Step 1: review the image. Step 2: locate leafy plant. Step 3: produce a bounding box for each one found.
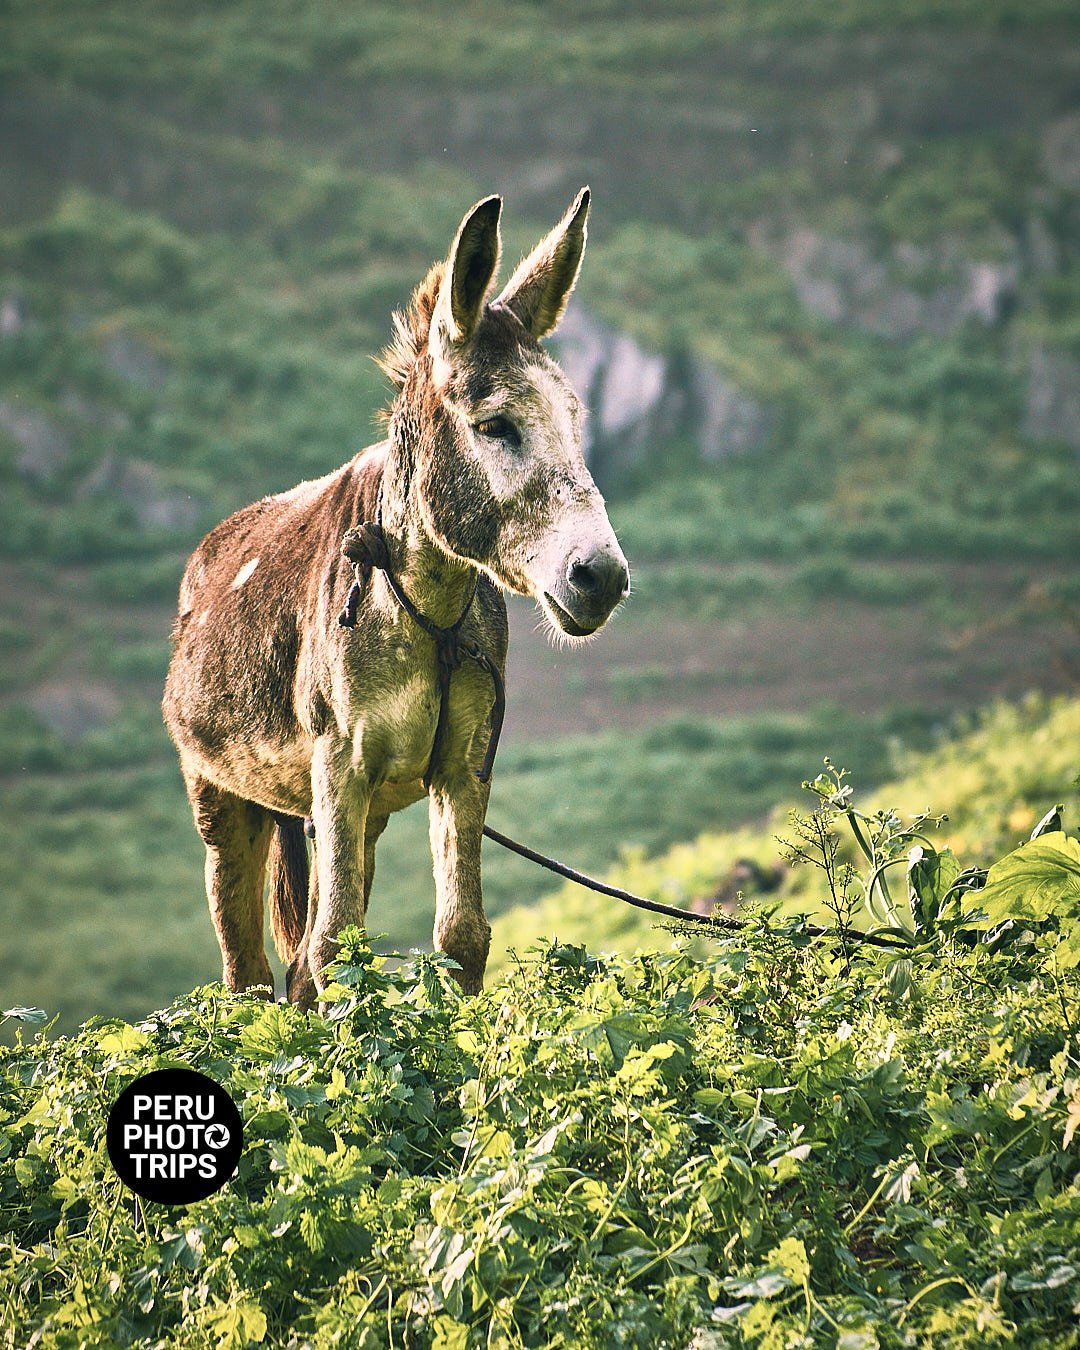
[787,761,1080,981]
[798,758,956,941]
[3,914,1080,1348]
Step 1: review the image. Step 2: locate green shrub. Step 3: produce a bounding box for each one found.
[2,922,1078,1348]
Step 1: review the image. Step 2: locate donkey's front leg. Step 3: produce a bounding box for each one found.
[429,774,491,994]
[307,734,372,998]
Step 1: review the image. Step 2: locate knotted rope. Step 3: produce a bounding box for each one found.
[338,522,506,790]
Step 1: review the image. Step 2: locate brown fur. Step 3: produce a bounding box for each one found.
[375,263,445,399]
[163,191,627,1005]
[267,817,308,959]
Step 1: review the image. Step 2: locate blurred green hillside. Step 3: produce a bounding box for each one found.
[1,0,1078,1027]
[489,693,1080,970]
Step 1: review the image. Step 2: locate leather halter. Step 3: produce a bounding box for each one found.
[337,522,505,791]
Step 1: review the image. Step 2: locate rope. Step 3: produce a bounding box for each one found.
[480,824,911,950]
[338,522,506,789]
[332,522,907,952]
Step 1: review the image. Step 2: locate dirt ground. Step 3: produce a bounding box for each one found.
[501,562,1079,741]
[2,558,1075,750]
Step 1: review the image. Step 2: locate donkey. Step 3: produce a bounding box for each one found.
[163,189,629,1007]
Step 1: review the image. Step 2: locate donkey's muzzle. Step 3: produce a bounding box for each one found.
[547,546,629,635]
[568,548,628,610]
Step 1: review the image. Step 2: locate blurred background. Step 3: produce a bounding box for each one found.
[1,0,1079,1032]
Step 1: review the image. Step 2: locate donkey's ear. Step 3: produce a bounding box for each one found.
[434,195,503,348]
[496,187,590,339]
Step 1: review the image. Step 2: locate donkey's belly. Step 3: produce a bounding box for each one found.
[180,733,316,819]
[350,664,491,797]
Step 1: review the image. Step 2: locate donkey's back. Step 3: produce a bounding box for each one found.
[165,452,385,817]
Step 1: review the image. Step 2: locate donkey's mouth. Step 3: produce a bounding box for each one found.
[543,592,601,638]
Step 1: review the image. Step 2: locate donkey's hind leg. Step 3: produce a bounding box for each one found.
[188,776,275,995]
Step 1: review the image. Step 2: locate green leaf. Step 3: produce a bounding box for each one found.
[205,1300,267,1350]
[97,1024,149,1055]
[769,1236,810,1285]
[907,847,962,930]
[14,1156,37,1186]
[239,1303,268,1345]
[431,1317,469,1350]
[977,832,1080,929]
[1030,805,1064,840]
[884,956,914,1000]
[837,1330,880,1350]
[722,1270,791,1299]
[246,1109,291,1136]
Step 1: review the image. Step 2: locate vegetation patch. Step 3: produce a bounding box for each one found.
[5,698,1080,1345]
[489,695,1080,969]
[3,905,1079,1347]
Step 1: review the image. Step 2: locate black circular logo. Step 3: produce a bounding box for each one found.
[106,1068,243,1205]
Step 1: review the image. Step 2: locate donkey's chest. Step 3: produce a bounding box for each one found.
[354,670,439,782]
[347,653,492,787]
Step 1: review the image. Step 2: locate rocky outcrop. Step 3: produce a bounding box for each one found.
[1042,111,1080,191]
[0,398,72,484]
[555,306,774,490]
[78,452,201,532]
[1,298,192,526]
[690,360,776,463]
[101,328,170,390]
[0,292,27,337]
[1024,345,1080,454]
[28,680,121,744]
[751,225,1020,341]
[3,400,197,532]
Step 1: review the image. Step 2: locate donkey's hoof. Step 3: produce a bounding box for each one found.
[286,963,318,1011]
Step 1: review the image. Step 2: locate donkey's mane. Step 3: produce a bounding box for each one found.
[376,262,446,403]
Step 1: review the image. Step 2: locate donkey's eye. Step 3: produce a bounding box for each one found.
[474,415,521,448]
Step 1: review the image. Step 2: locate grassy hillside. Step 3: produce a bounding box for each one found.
[7,0,1080,93]
[0,697,935,1035]
[4,0,1079,610]
[4,692,1077,1036]
[489,694,1080,968]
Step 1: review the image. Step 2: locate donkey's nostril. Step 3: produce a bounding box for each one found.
[567,551,630,609]
[568,557,603,597]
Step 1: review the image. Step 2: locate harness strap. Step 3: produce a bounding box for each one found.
[337,522,505,790]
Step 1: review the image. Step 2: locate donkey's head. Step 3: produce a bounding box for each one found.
[384,190,629,639]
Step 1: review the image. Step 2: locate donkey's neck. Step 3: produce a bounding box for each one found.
[377,445,478,630]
